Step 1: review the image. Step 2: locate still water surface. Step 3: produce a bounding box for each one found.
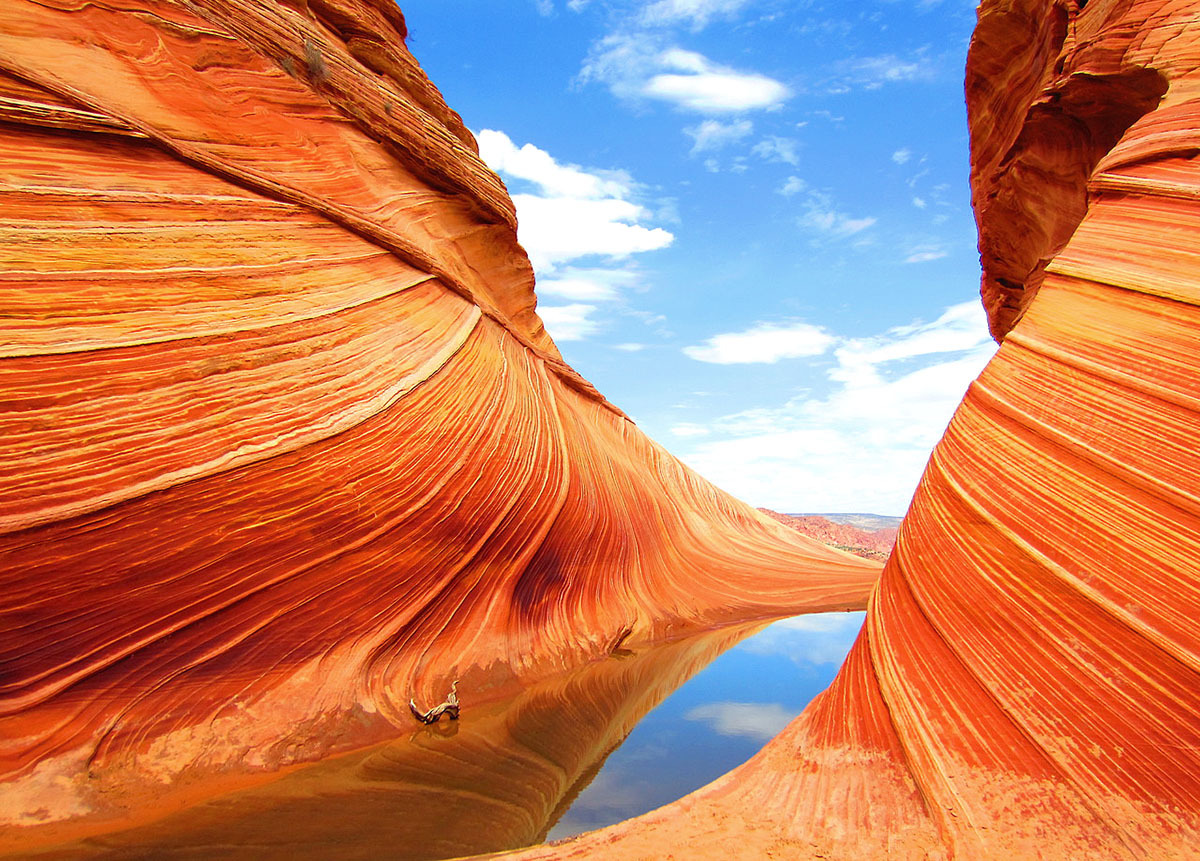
[548,611,866,840]
[53,612,865,859]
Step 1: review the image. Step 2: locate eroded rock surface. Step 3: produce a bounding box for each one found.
[0,1,877,852]
[504,1,1200,857]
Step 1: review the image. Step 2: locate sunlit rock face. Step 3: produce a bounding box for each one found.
[507,1,1200,858]
[0,1,878,851]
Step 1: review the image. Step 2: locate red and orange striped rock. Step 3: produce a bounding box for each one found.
[0,1,878,852]
[507,1,1200,858]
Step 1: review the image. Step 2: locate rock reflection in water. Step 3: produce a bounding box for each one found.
[548,611,865,840]
[25,620,780,860]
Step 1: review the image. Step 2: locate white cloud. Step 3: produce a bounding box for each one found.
[683,321,835,364]
[684,702,797,742]
[671,422,711,437]
[824,52,936,94]
[534,0,554,16]
[512,194,674,272]
[739,612,866,666]
[892,148,912,165]
[903,243,948,263]
[538,267,640,302]
[639,0,751,30]
[846,54,933,87]
[477,129,630,200]
[614,342,646,352]
[751,135,800,165]
[580,35,790,114]
[477,130,674,274]
[685,118,753,153]
[538,303,602,341]
[912,196,927,209]
[670,301,998,513]
[778,175,807,196]
[799,192,876,238]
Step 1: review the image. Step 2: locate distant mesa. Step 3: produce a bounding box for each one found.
[758,509,898,561]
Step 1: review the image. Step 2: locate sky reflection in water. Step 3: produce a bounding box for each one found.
[548,610,866,841]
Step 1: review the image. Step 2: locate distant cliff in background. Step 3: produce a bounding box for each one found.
[758,509,898,561]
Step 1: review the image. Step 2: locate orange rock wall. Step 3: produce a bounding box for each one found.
[0,0,877,850]
[508,0,1200,857]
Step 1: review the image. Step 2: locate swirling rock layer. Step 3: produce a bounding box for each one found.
[0,1,878,851]
[508,1,1200,858]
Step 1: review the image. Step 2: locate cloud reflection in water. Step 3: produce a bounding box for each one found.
[549,610,866,840]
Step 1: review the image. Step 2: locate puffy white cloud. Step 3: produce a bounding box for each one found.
[672,301,997,513]
[683,321,835,364]
[580,35,790,114]
[477,130,674,274]
[684,702,797,742]
[685,118,753,153]
[477,129,630,201]
[639,0,751,30]
[645,50,791,112]
[512,194,673,272]
[538,303,602,341]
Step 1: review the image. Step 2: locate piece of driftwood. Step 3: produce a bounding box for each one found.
[409,681,460,724]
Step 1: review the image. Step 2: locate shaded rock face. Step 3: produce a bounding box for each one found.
[503,1,1200,858]
[0,1,879,852]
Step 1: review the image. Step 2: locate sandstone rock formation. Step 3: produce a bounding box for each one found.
[500,1,1200,857]
[4,621,768,860]
[3,0,1199,858]
[0,1,878,852]
[758,509,898,561]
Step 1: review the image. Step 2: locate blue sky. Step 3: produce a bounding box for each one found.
[400,0,996,516]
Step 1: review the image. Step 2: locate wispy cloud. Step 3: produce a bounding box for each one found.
[683,321,835,364]
[798,190,876,238]
[686,118,753,153]
[684,702,797,742]
[638,0,751,31]
[903,243,947,263]
[822,51,937,94]
[752,135,800,165]
[778,175,807,196]
[672,302,997,513]
[537,303,602,341]
[892,147,912,165]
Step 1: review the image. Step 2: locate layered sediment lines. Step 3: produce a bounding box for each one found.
[510,1,1200,857]
[0,1,878,850]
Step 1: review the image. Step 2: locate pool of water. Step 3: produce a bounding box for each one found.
[547,610,866,840]
[47,611,865,860]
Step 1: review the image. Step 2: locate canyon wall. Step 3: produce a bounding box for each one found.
[0,1,877,851]
[509,1,1200,857]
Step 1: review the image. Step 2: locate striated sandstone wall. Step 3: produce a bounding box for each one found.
[507,1,1200,858]
[0,1,878,851]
